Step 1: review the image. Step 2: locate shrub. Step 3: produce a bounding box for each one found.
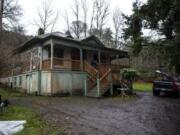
[121,68,139,80]
[120,68,140,94]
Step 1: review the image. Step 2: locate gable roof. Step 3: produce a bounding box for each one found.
[81,35,105,48]
[13,32,79,54]
[38,31,73,39]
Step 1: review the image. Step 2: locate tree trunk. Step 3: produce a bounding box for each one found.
[0,0,4,44]
[174,0,180,74]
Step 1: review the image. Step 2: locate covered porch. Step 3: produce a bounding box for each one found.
[41,42,129,72]
[39,40,129,97]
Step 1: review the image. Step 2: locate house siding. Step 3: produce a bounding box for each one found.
[0,70,87,96]
[52,71,87,95]
[41,71,52,95]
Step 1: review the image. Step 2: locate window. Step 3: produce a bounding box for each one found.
[8,78,10,84]
[19,76,22,86]
[54,48,64,58]
[101,54,107,63]
[83,50,87,60]
[14,77,17,86]
[71,49,80,60]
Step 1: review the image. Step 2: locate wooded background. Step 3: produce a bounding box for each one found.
[0,0,180,76]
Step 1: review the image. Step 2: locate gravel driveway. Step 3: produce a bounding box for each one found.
[14,92,180,135]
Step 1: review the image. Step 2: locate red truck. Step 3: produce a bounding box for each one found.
[153,70,180,97]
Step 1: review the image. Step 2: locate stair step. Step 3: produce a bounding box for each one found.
[86,94,100,98]
[86,89,100,97]
[86,85,111,98]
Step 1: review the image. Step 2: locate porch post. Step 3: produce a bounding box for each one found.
[80,48,83,71]
[50,40,54,95]
[38,47,42,95]
[50,40,54,70]
[84,79,87,96]
[39,47,43,70]
[97,78,100,97]
[98,50,101,64]
[110,72,113,96]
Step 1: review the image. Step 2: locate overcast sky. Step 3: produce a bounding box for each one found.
[18,0,147,36]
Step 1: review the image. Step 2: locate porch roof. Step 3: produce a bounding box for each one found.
[13,32,129,58]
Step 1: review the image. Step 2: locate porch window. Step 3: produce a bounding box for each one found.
[83,50,87,60]
[71,49,80,60]
[101,53,110,64]
[54,48,64,58]
[101,54,106,63]
[54,48,64,67]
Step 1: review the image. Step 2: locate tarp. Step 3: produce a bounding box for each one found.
[0,121,26,135]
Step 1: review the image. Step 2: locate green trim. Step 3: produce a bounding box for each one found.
[80,48,83,71]
[38,71,41,95]
[97,79,100,97]
[84,79,87,96]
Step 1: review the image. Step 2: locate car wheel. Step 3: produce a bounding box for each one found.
[153,90,160,96]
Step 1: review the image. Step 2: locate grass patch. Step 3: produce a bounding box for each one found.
[0,88,58,135]
[0,106,57,135]
[0,87,25,98]
[133,82,153,92]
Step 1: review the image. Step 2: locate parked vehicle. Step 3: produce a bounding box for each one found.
[153,70,180,97]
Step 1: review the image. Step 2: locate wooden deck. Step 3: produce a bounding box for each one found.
[42,58,128,72]
[42,58,81,71]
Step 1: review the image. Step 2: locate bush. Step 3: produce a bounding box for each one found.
[120,68,140,94]
[121,68,139,80]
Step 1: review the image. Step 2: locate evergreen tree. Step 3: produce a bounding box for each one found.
[173,0,180,73]
[102,28,113,47]
[124,0,180,74]
[123,1,143,56]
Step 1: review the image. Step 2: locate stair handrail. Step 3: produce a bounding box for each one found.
[100,68,111,81]
[98,68,112,94]
[89,72,98,81]
[83,60,98,75]
[83,60,100,91]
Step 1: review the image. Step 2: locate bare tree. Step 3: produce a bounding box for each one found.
[81,0,88,37]
[71,20,86,39]
[89,0,96,35]
[72,0,81,39]
[34,0,59,33]
[113,8,124,48]
[0,0,4,42]
[92,0,110,38]
[0,0,22,42]
[63,10,70,32]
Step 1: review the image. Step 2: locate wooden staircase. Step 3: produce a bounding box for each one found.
[83,61,112,98]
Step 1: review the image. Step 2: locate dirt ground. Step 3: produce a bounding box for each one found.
[13,92,180,135]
